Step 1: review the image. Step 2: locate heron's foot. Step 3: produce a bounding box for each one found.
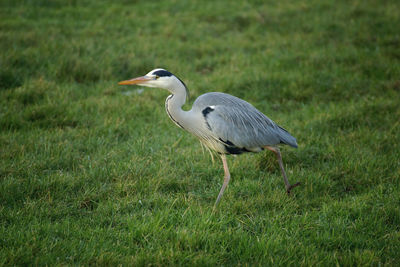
[286,182,301,194]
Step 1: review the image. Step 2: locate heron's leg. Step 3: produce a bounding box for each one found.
[214,154,231,206]
[264,146,300,194]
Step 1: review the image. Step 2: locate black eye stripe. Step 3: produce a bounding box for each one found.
[152,70,173,77]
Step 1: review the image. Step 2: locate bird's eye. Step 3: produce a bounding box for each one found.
[154,75,160,80]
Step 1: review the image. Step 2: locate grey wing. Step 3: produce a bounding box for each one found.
[194,92,298,149]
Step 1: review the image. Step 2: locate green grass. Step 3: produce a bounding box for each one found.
[1,0,400,265]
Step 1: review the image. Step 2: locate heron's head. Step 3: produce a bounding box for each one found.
[118,68,187,94]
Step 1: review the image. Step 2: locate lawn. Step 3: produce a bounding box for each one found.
[1,0,399,265]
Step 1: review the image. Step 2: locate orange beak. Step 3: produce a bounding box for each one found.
[118,76,152,85]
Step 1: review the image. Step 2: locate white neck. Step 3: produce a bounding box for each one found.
[164,82,190,129]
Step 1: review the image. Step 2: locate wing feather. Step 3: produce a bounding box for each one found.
[206,104,280,148]
[193,92,297,149]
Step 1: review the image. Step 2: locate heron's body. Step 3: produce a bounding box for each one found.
[167,91,297,155]
[119,68,300,205]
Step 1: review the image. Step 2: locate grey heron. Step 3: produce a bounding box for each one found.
[119,68,300,206]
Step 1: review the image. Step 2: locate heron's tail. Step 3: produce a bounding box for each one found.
[277,126,298,148]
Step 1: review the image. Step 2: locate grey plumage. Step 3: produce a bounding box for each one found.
[192,92,298,152]
[119,68,300,206]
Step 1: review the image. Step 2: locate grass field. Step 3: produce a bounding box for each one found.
[1,0,400,265]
